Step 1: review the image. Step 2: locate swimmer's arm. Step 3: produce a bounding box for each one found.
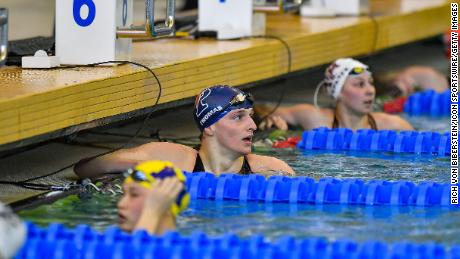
[287,104,326,130]
[255,104,318,130]
[248,154,296,176]
[73,149,145,179]
[74,142,196,179]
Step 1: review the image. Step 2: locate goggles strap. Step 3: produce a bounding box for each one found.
[313,81,326,109]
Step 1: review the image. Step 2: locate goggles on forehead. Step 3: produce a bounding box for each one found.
[123,168,151,183]
[224,92,253,110]
[124,167,178,182]
[206,92,254,123]
[349,66,368,75]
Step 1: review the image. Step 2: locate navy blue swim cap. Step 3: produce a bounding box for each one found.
[194,85,253,131]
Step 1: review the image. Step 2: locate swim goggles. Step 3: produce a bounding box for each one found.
[349,66,367,75]
[123,167,178,184]
[123,169,151,183]
[209,92,254,122]
[225,92,253,110]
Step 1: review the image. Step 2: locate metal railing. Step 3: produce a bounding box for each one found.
[117,0,175,38]
[0,8,8,66]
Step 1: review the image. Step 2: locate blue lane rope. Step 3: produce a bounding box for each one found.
[296,127,450,156]
[404,89,451,116]
[17,222,460,259]
[183,173,458,207]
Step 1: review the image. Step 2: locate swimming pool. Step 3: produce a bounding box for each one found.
[18,130,457,249]
[18,115,457,250]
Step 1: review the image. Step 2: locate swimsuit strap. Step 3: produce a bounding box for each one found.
[192,153,253,174]
[192,153,205,172]
[332,113,339,129]
[239,156,253,175]
[368,113,378,130]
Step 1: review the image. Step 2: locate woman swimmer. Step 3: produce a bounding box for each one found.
[118,160,189,235]
[74,85,295,178]
[257,58,414,131]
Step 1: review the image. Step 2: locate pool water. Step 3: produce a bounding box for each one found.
[19,191,460,246]
[180,201,460,245]
[263,149,450,183]
[404,115,450,133]
[18,115,457,246]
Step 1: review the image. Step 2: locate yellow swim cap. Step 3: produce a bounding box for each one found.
[123,160,190,217]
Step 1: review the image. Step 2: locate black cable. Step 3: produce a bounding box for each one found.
[86,131,199,142]
[4,61,162,190]
[0,180,75,191]
[54,140,116,150]
[232,35,292,123]
[86,130,157,140]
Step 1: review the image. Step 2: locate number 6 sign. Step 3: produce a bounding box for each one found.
[56,0,133,65]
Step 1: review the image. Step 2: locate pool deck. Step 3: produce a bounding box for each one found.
[0,0,450,150]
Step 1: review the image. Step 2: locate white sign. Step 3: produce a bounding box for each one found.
[56,0,133,65]
[325,0,369,16]
[199,0,254,40]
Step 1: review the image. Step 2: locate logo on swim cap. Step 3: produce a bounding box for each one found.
[193,85,253,131]
[124,160,190,217]
[195,88,213,118]
[324,58,370,99]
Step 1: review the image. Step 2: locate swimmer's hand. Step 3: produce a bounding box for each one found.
[143,178,183,213]
[134,178,184,235]
[258,115,288,131]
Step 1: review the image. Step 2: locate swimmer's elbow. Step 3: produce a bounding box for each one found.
[278,159,296,176]
[404,123,414,131]
[73,156,107,179]
[398,117,414,131]
[73,158,94,179]
[285,167,296,176]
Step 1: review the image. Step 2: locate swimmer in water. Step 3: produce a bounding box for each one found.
[117,160,189,235]
[74,85,295,179]
[257,58,414,131]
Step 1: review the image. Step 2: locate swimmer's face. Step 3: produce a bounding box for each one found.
[338,72,375,115]
[211,108,256,155]
[117,182,149,232]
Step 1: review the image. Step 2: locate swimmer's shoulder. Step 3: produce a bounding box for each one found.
[371,112,414,131]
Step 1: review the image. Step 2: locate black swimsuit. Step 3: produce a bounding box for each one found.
[192,153,254,174]
[332,112,378,130]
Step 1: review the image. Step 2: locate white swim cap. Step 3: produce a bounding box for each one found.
[324,58,370,99]
[0,202,26,259]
